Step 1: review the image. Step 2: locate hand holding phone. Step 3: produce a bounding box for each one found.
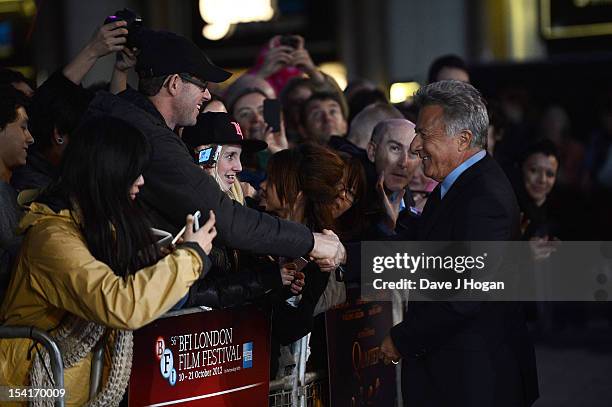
[280,257,309,295]
[183,210,216,255]
[290,271,305,295]
[171,210,202,245]
[193,210,202,231]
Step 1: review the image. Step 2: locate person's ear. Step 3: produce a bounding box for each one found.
[166,74,181,96]
[367,141,377,163]
[457,129,473,151]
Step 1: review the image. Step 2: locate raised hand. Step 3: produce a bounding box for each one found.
[264,124,288,154]
[115,47,138,72]
[377,171,405,231]
[258,40,294,78]
[87,20,128,58]
[63,20,129,85]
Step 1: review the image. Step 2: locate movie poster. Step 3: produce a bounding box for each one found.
[326,288,397,406]
[129,305,270,406]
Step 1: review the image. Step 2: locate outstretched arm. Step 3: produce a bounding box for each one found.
[63,20,128,85]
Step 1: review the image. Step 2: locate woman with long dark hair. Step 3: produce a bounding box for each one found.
[0,116,216,406]
[260,143,346,376]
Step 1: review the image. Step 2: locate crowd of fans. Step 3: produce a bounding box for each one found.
[0,12,609,406]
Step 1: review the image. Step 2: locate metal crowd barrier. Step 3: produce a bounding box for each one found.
[0,326,65,407]
[268,332,329,407]
[269,370,328,407]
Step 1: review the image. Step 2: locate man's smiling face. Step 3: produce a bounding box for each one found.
[412,104,462,182]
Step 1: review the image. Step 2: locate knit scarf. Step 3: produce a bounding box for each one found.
[29,314,133,407]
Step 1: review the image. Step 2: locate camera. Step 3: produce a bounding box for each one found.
[196,145,221,167]
[104,8,143,49]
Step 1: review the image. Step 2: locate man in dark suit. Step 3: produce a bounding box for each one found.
[379,80,539,407]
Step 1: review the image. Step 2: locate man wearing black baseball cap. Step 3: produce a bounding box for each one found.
[134,30,231,129]
[86,29,345,266]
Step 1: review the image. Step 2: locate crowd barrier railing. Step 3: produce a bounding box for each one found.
[0,326,65,407]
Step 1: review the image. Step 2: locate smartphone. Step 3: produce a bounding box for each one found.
[196,145,221,167]
[171,210,202,245]
[263,99,281,132]
[292,257,309,273]
[279,35,300,49]
[151,228,173,247]
[193,210,201,232]
[279,256,309,272]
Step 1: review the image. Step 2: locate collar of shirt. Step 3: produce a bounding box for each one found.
[389,192,407,213]
[397,196,420,215]
[440,150,486,199]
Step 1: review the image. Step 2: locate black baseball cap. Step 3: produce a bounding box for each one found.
[136,30,231,83]
[182,112,267,152]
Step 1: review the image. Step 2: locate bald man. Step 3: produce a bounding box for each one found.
[367,118,420,231]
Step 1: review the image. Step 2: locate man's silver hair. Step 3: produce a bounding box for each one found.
[413,80,488,149]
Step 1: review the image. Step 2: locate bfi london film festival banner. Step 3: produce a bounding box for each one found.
[129,305,270,406]
[326,287,397,406]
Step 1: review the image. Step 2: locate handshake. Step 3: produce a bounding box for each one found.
[310,229,346,273]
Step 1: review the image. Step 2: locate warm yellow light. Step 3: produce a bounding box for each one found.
[318,62,347,91]
[22,0,35,16]
[202,23,231,41]
[0,0,35,15]
[199,0,276,40]
[389,82,420,104]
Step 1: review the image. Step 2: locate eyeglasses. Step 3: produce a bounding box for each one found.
[336,183,357,204]
[178,73,208,92]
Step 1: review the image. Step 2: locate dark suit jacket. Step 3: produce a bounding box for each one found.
[391,154,539,407]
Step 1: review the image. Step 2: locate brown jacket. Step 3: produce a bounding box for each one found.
[0,203,205,405]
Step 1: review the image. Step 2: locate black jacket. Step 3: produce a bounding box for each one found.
[11,151,59,192]
[85,90,313,258]
[186,246,283,309]
[391,154,539,407]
